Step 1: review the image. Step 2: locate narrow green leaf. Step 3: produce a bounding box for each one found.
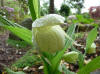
[41,56,51,74]
[78,56,100,74]
[33,0,40,18]
[0,15,32,45]
[28,0,40,21]
[78,53,84,68]
[4,26,32,45]
[28,0,36,21]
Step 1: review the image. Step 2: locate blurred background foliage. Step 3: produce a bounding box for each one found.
[0,0,88,24]
[0,0,29,23]
[60,4,70,17]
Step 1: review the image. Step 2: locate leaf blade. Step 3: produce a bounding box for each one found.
[78,56,100,74]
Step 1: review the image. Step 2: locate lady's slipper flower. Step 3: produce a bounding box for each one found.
[32,14,66,53]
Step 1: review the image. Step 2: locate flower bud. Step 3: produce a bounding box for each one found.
[63,51,79,64]
[87,43,96,54]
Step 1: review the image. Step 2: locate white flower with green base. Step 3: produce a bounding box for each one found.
[32,14,76,74]
[32,14,66,53]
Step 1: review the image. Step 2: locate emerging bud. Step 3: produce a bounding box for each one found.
[87,43,96,54]
[63,51,79,64]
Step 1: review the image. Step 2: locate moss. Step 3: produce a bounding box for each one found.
[12,49,42,68]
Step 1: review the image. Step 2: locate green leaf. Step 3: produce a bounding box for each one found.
[66,24,76,36]
[5,26,32,45]
[28,0,40,21]
[33,0,40,18]
[85,27,97,53]
[41,56,52,74]
[0,15,32,45]
[78,56,100,74]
